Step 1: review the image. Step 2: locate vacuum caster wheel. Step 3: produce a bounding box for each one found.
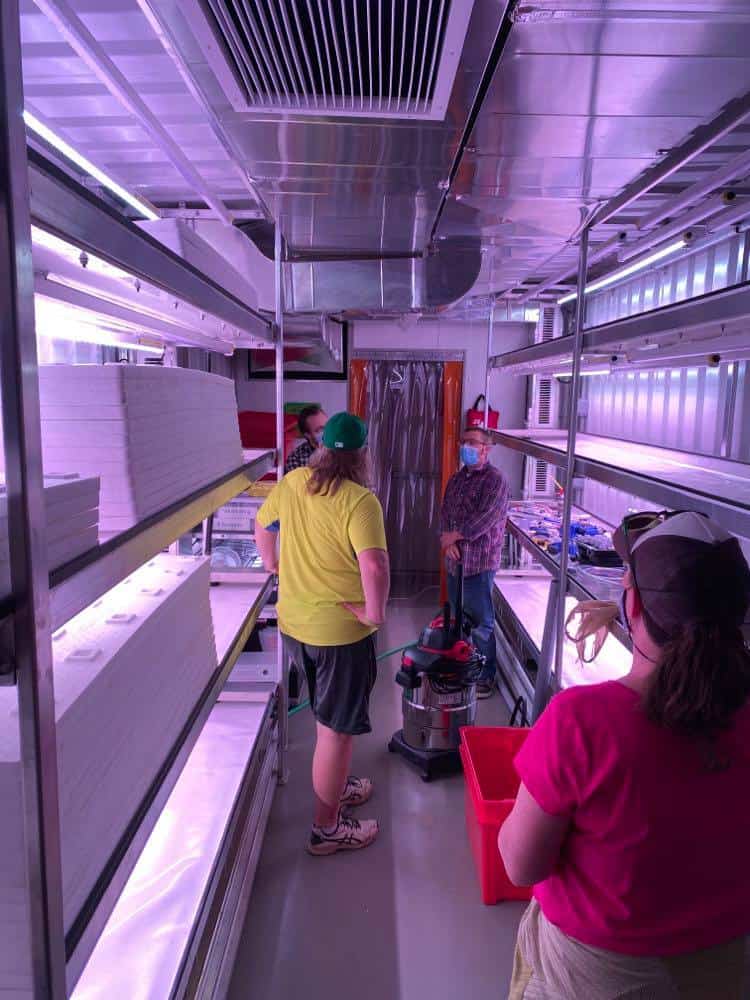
[420,772,432,783]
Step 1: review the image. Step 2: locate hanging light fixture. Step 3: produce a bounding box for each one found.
[24,110,160,221]
[557,239,687,305]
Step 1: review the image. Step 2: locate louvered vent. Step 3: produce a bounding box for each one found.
[198,0,474,119]
[524,457,554,499]
[535,304,561,344]
[536,378,552,425]
[541,306,555,341]
[535,460,549,493]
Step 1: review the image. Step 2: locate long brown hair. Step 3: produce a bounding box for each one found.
[644,622,750,749]
[307,446,371,497]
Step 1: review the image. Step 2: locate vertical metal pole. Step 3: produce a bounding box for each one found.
[553,227,590,691]
[274,222,284,481]
[273,221,288,784]
[0,3,67,995]
[483,297,494,426]
[532,577,559,721]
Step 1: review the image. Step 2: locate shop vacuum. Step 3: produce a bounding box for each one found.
[388,562,485,781]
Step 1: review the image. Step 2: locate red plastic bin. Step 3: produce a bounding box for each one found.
[459,726,533,905]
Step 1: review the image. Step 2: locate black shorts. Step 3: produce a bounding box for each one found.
[282,633,377,736]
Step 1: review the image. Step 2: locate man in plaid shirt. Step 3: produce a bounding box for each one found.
[440,426,510,698]
[284,405,328,473]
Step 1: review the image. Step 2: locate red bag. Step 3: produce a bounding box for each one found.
[466,394,499,430]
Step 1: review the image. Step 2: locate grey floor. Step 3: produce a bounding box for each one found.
[228,594,525,1000]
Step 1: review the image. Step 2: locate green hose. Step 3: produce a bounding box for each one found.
[374,640,415,663]
[287,639,416,717]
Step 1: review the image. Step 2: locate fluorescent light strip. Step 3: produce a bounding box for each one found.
[32,226,133,281]
[35,297,164,354]
[552,368,610,378]
[37,324,163,354]
[44,273,198,332]
[557,239,687,306]
[24,110,160,221]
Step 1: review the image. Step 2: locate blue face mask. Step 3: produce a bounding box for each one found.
[460,444,480,467]
[312,430,324,445]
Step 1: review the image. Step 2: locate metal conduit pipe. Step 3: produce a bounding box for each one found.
[274,223,284,484]
[429,0,516,242]
[552,226,590,697]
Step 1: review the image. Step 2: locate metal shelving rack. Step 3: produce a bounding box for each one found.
[493,504,632,719]
[0,3,288,994]
[47,450,274,632]
[483,98,750,722]
[490,280,750,376]
[67,573,277,987]
[492,431,750,539]
[504,508,631,649]
[28,150,270,344]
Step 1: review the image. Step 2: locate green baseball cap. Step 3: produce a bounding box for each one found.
[322,411,368,451]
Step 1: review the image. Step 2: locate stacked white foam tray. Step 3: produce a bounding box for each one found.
[0,553,217,993]
[0,474,100,598]
[36,365,244,535]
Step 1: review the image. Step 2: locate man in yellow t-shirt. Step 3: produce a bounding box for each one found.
[255,412,390,856]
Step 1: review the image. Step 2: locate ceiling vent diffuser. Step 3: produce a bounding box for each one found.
[190,0,474,119]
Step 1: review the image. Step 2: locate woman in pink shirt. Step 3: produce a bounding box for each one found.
[500,511,750,999]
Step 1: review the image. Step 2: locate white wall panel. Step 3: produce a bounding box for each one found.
[585,233,747,329]
[583,363,750,460]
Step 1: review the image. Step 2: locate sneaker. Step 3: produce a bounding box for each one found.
[476,681,495,700]
[340,775,373,808]
[307,814,379,856]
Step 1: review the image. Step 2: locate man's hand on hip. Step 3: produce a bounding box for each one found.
[342,602,383,627]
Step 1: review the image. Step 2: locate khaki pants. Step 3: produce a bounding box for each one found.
[508,900,746,1000]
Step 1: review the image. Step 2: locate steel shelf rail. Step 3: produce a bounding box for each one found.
[492,581,538,703]
[65,572,276,987]
[492,429,750,539]
[169,692,278,999]
[43,450,274,632]
[504,514,631,650]
[27,150,272,342]
[490,279,750,374]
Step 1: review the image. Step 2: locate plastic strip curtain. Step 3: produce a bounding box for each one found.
[367,359,443,597]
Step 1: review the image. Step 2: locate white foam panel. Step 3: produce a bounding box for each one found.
[0,477,101,596]
[0,554,217,991]
[28,366,243,533]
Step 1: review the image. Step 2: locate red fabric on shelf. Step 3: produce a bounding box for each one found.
[238,411,298,477]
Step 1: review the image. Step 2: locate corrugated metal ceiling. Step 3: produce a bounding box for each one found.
[18,0,750,315]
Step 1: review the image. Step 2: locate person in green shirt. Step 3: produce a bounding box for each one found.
[256,412,390,855]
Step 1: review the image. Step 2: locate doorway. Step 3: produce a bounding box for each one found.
[359,358,462,598]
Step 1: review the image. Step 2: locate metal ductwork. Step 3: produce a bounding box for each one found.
[235,203,482,313]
